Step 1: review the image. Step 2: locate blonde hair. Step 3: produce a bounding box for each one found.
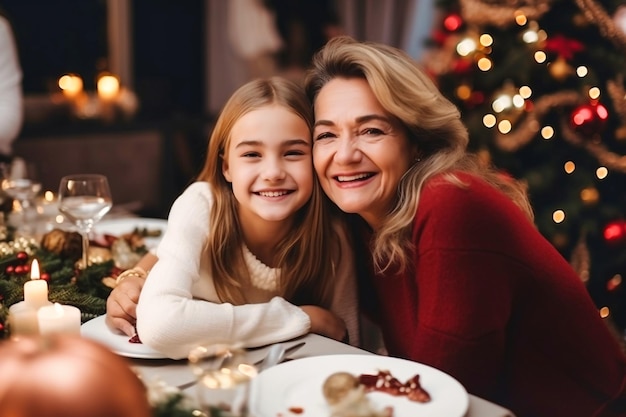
[198,76,337,306]
[306,36,533,273]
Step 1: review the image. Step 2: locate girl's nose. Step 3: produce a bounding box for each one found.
[261,160,286,181]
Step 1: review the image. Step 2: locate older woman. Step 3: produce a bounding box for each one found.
[304,36,626,417]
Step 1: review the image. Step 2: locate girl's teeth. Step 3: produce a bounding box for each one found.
[259,191,288,197]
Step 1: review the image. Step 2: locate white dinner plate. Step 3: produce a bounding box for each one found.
[248,354,469,417]
[94,217,167,251]
[81,315,167,359]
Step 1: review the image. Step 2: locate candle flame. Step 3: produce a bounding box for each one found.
[53,303,64,315]
[30,259,40,280]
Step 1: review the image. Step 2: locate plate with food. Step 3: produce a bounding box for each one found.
[248,354,468,417]
[81,315,167,359]
[94,217,167,251]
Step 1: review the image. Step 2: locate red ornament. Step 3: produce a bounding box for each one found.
[5,265,14,274]
[570,103,608,136]
[41,272,51,281]
[14,265,24,275]
[603,220,626,245]
[443,13,463,32]
[16,251,28,263]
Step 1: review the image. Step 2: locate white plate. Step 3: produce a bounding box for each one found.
[95,217,167,251]
[248,354,469,417]
[81,315,167,359]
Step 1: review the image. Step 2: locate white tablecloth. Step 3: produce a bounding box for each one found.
[130,333,515,417]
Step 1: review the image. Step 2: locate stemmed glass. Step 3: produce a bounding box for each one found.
[58,174,112,269]
[188,343,258,417]
[1,158,42,237]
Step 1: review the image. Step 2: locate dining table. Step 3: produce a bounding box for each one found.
[57,215,517,416]
[127,332,516,417]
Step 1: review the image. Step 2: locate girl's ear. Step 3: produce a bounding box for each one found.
[222,156,233,183]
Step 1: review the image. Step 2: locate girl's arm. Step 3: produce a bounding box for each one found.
[136,182,312,359]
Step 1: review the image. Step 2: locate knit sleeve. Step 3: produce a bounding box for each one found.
[136,182,310,360]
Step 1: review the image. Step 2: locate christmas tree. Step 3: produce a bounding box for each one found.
[423,0,626,333]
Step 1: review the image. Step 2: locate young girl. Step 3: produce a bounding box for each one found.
[134,77,358,359]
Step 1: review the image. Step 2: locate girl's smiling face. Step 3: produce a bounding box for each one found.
[222,104,313,229]
[312,77,414,229]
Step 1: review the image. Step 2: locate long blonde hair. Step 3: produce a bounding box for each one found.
[305,36,533,273]
[198,77,337,306]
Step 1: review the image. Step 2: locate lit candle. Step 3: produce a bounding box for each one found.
[97,73,120,101]
[37,303,81,335]
[58,74,84,100]
[8,301,39,337]
[23,259,50,309]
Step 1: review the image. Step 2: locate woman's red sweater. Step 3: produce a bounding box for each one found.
[355,173,626,417]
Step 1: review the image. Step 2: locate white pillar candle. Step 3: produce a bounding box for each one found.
[8,301,39,337]
[24,259,51,309]
[37,303,81,336]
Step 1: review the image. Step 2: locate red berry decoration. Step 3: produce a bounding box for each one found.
[41,272,51,281]
[570,102,609,136]
[14,265,24,275]
[5,265,14,274]
[16,251,28,263]
[603,220,626,246]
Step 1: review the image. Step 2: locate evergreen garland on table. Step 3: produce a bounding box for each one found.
[0,227,153,338]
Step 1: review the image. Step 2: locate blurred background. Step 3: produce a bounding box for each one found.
[1,0,431,219]
[3,0,626,336]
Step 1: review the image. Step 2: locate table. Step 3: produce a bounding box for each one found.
[130,333,516,417]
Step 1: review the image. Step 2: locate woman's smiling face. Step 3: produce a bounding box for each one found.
[312,77,415,229]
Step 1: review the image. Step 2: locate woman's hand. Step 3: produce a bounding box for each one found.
[106,274,146,337]
[300,305,348,342]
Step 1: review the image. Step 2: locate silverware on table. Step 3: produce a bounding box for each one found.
[176,341,306,390]
[253,341,305,368]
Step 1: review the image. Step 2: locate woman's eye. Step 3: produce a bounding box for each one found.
[285,150,306,156]
[314,132,335,141]
[362,127,384,135]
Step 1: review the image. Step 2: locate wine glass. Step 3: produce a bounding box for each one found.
[188,343,258,417]
[1,158,42,237]
[58,174,112,268]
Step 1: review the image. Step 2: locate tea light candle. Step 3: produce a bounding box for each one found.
[24,259,51,309]
[37,303,81,335]
[8,301,39,337]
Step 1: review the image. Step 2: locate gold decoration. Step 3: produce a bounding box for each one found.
[460,0,554,28]
[548,55,574,81]
[574,0,626,53]
[493,90,582,151]
[40,229,83,261]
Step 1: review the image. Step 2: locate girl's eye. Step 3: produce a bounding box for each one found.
[242,152,260,158]
[285,150,306,156]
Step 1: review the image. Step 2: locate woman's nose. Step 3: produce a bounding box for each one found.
[333,137,362,165]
